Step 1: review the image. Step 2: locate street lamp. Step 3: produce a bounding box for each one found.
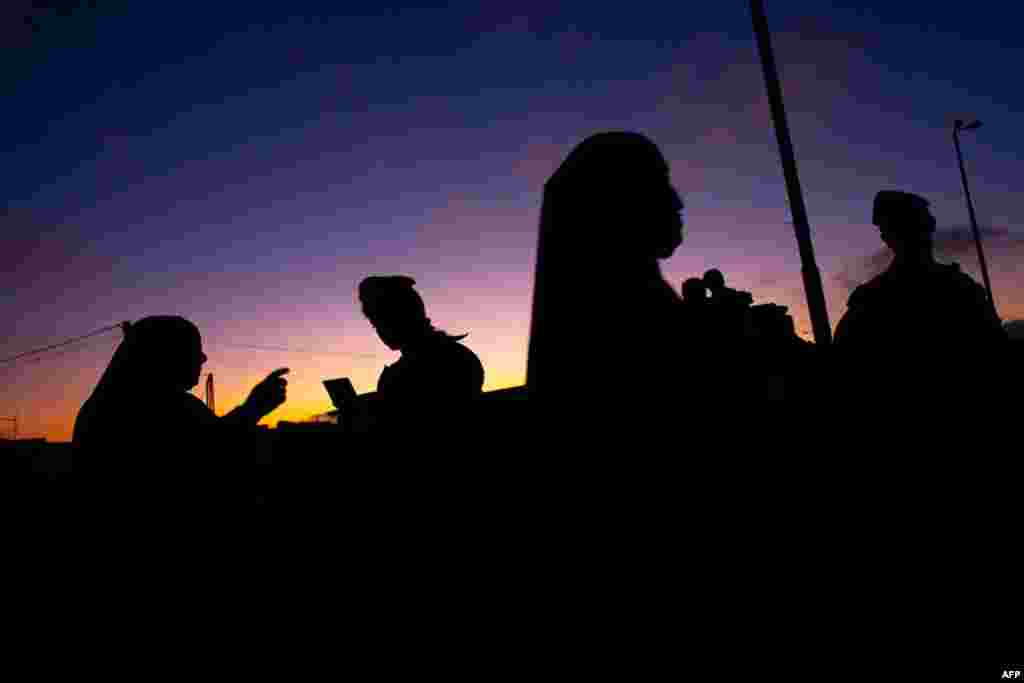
[952,119,997,316]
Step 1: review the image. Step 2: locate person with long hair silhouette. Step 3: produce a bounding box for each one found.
[525,131,736,435]
[73,316,288,507]
[359,276,484,436]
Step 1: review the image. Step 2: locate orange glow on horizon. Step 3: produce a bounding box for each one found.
[10,347,529,443]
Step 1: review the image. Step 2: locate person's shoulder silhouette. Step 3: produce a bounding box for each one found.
[377,330,484,400]
[836,190,1004,349]
[833,190,1008,419]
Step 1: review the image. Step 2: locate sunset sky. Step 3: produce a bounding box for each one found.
[4,1,1022,441]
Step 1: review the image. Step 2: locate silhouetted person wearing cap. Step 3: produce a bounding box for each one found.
[834,191,1007,408]
[73,316,288,510]
[829,192,1015,629]
[359,276,484,437]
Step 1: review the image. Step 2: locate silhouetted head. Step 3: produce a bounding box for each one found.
[682,277,708,304]
[99,316,207,395]
[543,131,684,261]
[872,190,936,256]
[703,268,725,292]
[359,275,433,351]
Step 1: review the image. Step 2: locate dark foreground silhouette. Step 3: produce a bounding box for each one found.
[358,275,484,436]
[26,133,1018,671]
[72,316,287,511]
[833,190,1008,411]
[526,131,724,435]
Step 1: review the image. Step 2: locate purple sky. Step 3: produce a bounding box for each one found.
[3,2,1022,440]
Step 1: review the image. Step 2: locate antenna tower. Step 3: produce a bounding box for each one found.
[205,373,215,415]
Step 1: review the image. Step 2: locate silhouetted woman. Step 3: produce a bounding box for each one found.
[358,276,484,436]
[73,316,287,508]
[526,131,714,432]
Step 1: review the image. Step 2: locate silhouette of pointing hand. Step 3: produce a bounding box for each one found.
[244,368,289,419]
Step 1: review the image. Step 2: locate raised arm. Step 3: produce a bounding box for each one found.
[221,368,290,427]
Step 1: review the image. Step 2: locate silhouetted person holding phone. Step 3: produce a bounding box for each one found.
[73,316,288,509]
[359,276,484,436]
[703,268,754,310]
[833,191,1007,409]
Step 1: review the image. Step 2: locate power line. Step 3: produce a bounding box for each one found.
[0,324,125,366]
[207,342,381,358]
[13,334,121,366]
[0,324,383,369]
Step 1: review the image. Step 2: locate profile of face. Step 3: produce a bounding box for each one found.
[157,325,207,391]
[364,308,407,350]
[363,302,428,351]
[553,132,685,262]
[878,209,935,257]
[359,277,430,352]
[600,150,684,261]
[183,334,208,391]
[128,317,207,392]
[873,195,937,258]
[647,181,685,260]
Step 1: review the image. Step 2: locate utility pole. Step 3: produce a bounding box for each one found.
[953,119,998,318]
[750,0,832,346]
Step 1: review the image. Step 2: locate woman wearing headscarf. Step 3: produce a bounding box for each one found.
[517,135,780,660]
[526,131,721,436]
[73,316,288,508]
[358,276,484,438]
